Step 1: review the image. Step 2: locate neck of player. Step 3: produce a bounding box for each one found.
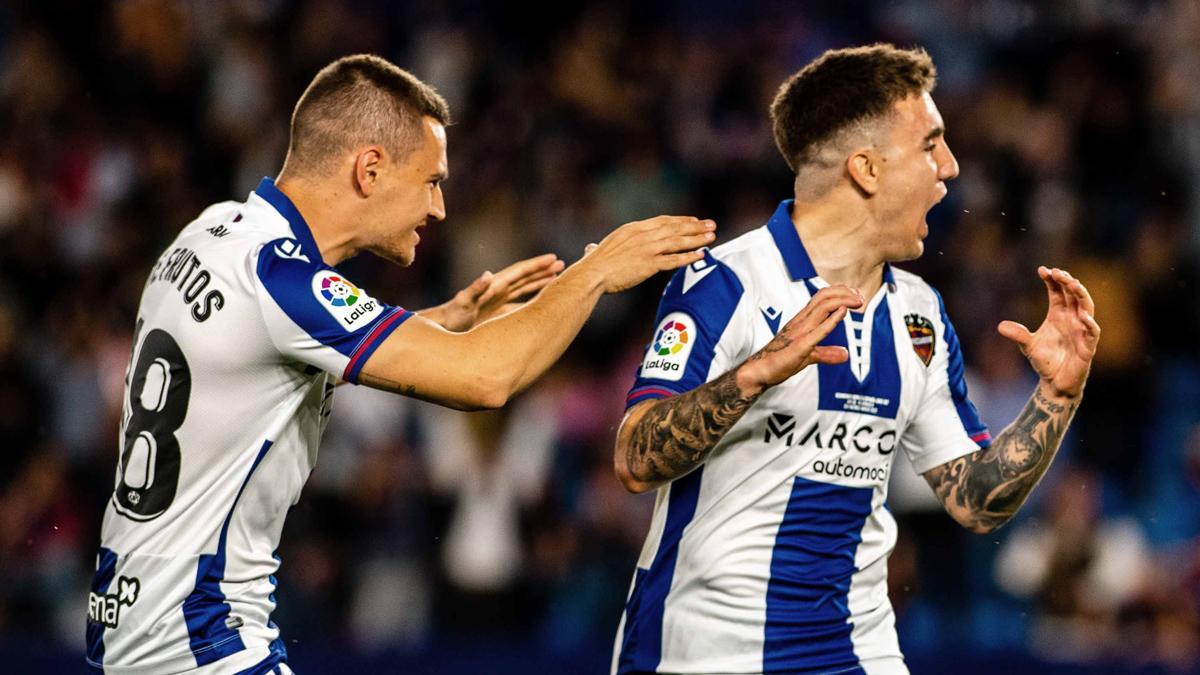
[791,195,886,299]
[275,177,359,266]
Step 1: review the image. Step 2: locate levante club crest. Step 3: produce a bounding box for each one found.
[904,313,935,366]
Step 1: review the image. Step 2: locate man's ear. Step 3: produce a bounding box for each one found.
[353,147,384,197]
[846,147,881,196]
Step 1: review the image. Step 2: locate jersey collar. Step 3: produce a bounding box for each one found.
[765,199,896,289]
[254,177,321,258]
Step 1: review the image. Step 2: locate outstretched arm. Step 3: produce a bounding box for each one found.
[924,267,1100,533]
[358,216,715,410]
[615,286,864,493]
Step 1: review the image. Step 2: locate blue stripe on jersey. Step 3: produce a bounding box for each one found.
[233,637,289,675]
[254,178,319,256]
[85,547,119,667]
[617,467,704,673]
[764,477,874,673]
[184,440,274,666]
[810,291,901,420]
[766,200,817,281]
[269,550,281,615]
[256,239,401,359]
[626,251,745,410]
[933,290,991,448]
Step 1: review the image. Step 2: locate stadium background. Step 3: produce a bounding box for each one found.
[2,0,1199,673]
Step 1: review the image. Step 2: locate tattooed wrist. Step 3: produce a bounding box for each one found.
[1036,381,1077,409]
[625,367,760,485]
[733,360,769,398]
[924,386,1079,533]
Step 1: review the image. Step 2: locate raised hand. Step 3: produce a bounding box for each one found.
[429,253,565,331]
[737,285,865,393]
[998,266,1100,399]
[579,216,716,293]
[616,283,864,492]
[924,267,1099,534]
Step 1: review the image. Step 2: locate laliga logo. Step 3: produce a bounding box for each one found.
[640,312,694,381]
[653,320,689,356]
[320,275,361,307]
[312,271,380,330]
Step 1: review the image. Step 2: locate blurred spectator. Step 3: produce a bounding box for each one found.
[423,393,556,635]
[994,466,1152,663]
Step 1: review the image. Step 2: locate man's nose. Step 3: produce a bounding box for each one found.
[938,143,960,182]
[429,186,446,221]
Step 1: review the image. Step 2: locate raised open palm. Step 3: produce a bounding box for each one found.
[998,266,1100,398]
[440,254,565,331]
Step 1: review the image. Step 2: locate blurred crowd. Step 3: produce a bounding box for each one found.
[1,0,1199,672]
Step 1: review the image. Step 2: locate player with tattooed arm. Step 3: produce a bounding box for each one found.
[611,44,1099,675]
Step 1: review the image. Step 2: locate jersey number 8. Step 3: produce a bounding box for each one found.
[114,327,190,521]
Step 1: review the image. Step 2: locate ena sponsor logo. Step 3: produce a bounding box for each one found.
[88,576,140,629]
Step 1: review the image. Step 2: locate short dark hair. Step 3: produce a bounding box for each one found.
[770,44,937,172]
[286,54,451,174]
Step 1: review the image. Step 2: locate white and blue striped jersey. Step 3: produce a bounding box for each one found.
[613,200,990,675]
[87,178,412,673]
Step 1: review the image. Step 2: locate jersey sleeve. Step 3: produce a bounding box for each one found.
[252,238,413,383]
[900,288,991,474]
[625,252,751,409]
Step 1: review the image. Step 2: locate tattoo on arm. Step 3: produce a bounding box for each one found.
[624,368,759,485]
[356,372,419,399]
[924,387,1077,533]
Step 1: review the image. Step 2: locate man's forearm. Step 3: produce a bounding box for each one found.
[925,383,1079,533]
[355,263,605,410]
[465,262,606,396]
[619,365,763,491]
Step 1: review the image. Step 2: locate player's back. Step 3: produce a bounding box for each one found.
[87,179,410,673]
